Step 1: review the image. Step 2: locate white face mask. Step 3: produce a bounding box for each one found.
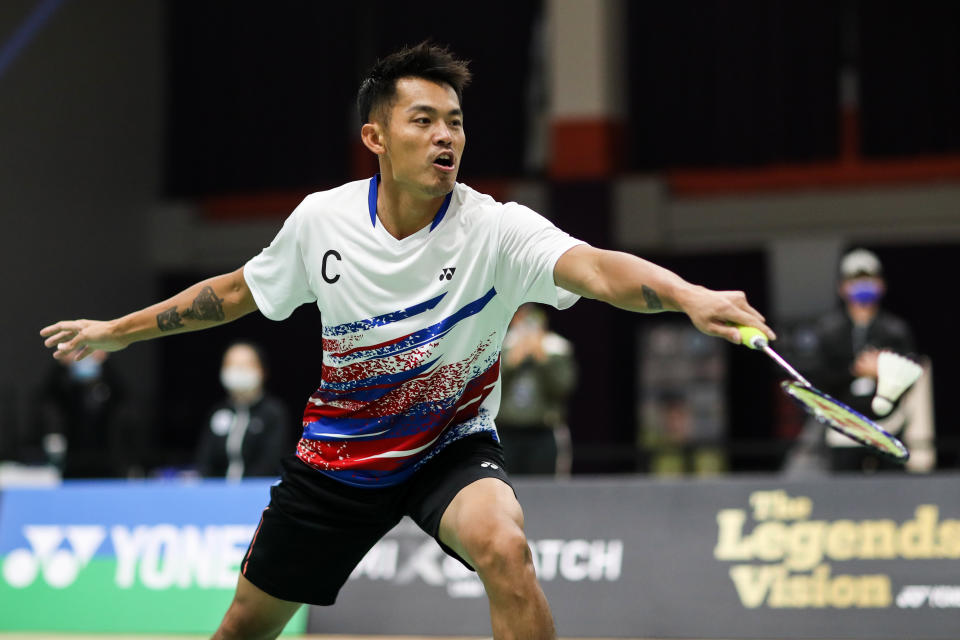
[220,366,262,394]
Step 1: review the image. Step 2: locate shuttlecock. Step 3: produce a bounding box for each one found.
[872,351,923,416]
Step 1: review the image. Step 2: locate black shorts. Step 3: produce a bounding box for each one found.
[240,433,513,606]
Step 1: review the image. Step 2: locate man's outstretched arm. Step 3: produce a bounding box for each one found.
[41,267,257,361]
[554,245,775,344]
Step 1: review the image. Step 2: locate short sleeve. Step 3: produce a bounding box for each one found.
[243,202,317,321]
[494,204,587,311]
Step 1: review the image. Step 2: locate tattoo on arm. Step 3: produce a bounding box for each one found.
[642,285,663,311]
[155,286,225,332]
[182,286,226,322]
[156,306,184,331]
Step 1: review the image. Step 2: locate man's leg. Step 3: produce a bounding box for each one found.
[438,477,556,640]
[213,574,301,640]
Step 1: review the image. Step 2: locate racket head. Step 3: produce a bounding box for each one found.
[781,380,909,462]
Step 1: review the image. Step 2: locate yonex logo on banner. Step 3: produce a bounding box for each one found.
[2,525,106,589]
[2,524,255,590]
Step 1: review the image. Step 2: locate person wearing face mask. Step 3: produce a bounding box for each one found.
[32,349,137,478]
[798,248,917,472]
[195,342,290,480]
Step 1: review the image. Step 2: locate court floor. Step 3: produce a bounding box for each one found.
[0,635,703,640]
[0,635,790,640]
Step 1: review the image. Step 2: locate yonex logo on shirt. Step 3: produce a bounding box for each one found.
[439,267,456,281]
[480,461,499,470]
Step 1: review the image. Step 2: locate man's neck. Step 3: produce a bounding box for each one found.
[847,303,878,327]
[376,174,446,240]
[230,390,262,407]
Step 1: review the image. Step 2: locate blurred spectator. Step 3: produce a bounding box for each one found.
[637,324,728,476]
[498,304,577,475]
[787,248,932,473]
[33,350,138,478]
[196,341,290,480]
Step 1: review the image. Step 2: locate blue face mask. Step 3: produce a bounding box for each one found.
[846,280,882,305]
[69,357,102,381]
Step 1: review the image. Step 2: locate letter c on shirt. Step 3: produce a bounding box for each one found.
[322,250,341,283]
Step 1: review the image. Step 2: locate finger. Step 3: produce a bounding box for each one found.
[724,292,770,321]
[43,330,76,348]
[41,320,84,337]
[74,346,93,361]
[728,304,776,341]
[53,345,74,361]
[40,322,67,337]
[724,313,776,342]
[728,298,767,326]
[54,337,84,361]
[710,322,744,345]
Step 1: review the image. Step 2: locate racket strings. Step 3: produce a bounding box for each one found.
[783,381,908,460]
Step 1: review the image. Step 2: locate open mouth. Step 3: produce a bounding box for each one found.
[433,153,455,170]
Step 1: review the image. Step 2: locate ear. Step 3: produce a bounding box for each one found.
[361,122,386,156]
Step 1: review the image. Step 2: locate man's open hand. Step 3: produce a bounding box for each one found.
[40,319,128,362]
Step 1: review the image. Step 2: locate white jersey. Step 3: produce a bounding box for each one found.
[244,176,585,487]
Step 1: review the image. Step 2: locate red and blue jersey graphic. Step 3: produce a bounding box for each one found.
[297,287,502,487]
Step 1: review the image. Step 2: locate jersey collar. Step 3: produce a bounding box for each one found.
[367,174,453,233]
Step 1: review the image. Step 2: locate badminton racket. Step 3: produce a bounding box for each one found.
[736,326,909,462]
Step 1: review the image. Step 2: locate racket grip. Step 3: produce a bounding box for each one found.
[735,325,769,350]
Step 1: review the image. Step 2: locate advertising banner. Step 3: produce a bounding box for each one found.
[0,480,307,634]
[311,475,960,639]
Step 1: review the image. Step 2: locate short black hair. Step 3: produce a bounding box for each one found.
[357,41,471,123]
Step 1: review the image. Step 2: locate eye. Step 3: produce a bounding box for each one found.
[414,117,430,125]
[450,119,463,128]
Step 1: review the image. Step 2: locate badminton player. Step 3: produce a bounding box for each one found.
[41,43,773,640]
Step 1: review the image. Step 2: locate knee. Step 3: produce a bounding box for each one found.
[466,521,534,579]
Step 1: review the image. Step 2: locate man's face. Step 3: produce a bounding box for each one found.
[379,77,465,198]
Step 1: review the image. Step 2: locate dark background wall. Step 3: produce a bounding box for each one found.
[0,0,162,459]
[163,0,544,196]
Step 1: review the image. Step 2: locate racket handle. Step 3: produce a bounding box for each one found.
[735,325,769,350]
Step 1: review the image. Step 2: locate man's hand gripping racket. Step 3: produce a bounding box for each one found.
[735,325,909,462]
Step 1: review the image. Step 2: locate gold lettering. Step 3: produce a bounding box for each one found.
[714,510,752,560]
[785,572,809,607]
[729,565,778,608]
[824,520,856,561]
[732,564,893,609]
[859,520,897,559]
[719,498,954,610]
[786,520,825,570]
[791,496,813,520]
[857,575,891,607]
[936,521,960,557]
[749,490,811,521]
[752,522,787,562]
[809,564,830,608]
[750,491,787,521]
[900,505,937,558]
[829,574,856,608]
